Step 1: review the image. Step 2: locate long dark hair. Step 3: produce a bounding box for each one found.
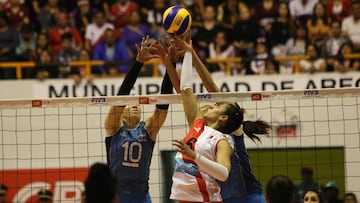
[219,103,271,140]
[219,102,243,134]
[85,163,117,203]
[243,119,271,143]
[311,2,328,26]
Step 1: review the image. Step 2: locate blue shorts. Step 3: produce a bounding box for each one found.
[223,193,266,203]
[118,191,151,203]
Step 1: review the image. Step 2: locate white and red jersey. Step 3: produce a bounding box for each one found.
[170,119,234,202]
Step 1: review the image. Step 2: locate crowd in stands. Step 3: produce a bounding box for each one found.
[0,0,359,80]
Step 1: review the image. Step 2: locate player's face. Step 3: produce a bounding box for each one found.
[122,105,141,123]
[203,102,229,124]
[199,104,212,115]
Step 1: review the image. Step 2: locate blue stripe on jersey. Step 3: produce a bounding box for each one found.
[174,157,199,176]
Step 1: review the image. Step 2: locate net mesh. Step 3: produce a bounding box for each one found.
[0,88,359,203]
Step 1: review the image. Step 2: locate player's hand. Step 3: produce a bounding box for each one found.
[152,40,172,64]
[172,139,196,160]
[136,35,158,63]
[174,31,193,53]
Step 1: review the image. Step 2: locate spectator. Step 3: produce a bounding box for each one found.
[110,0,138,30]
[56,33,80,80]
[84,11,114,51]
[322,181,342,203]
[295,167,320,203]
[333,42,360,72]
[232,5,260,58]
[16,23,37,62]
[77,48,91,77]
[232,59,247,75]
[266,175,295,203]
[0,11,20,79]
[264,58,279,74]
[306,2,330,43]
[208,30,235,74]
[342,0,360,51]
[289,0,318,25]
[35,32,50,60]
[282,23,309,74]
[90,0,111,20]
[326,0,352,22]
[93,29,130,76]
[122,10,153,59]
[343,192,358,203]
[271,1,296,56]
[303,188,321,203]
[285,23,309,55]
[249,37,270,75]
[321,20,352,58]
[193,4,224,60]
[217,0,246,30]
[38,0,62,33]
[71,0,95,39]
[84,163,118,203]
[299,43,326,73]
[33,49,56,80]
[5,0,29,30]
[37,189,53,203]
[181,0,205,30]
[254,0,277,42]
[146,0,167,40]
[48,12,83,54]
[0,184,8,203]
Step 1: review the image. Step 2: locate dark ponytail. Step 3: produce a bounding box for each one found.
[242,120,271,143]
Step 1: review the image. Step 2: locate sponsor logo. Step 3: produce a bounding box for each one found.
[196,94,212,100]
[304,90,319,96]
[91,97,106,104]
[139,97,150,104]
[32,100,42,107]
[251,93,262,101]
[0,168,88,203]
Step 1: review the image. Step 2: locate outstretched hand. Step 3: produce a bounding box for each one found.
[174,31,193,53]
[172,139,196,160]
[135,35,158,63]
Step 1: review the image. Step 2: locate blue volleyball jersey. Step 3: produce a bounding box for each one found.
[218,149,247,199]
[233,134,263,194]
[108,121,155,193]
[219,134,263,199]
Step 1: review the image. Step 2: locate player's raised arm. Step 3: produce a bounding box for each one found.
[192,49,220,92]
[174,32,202,127]
[105,36,157,136]
[152,39,181,93]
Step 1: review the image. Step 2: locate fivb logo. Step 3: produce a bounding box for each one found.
[1,168,88,203]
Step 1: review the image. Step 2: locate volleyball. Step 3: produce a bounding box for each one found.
[162,5,192,35]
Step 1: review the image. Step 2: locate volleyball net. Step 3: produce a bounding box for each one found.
[0,88,360,203]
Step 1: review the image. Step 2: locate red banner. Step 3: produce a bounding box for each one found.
[0,168,88,203]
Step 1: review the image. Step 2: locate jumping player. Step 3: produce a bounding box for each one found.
[104,36,174,203]
[168,33,241,203]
